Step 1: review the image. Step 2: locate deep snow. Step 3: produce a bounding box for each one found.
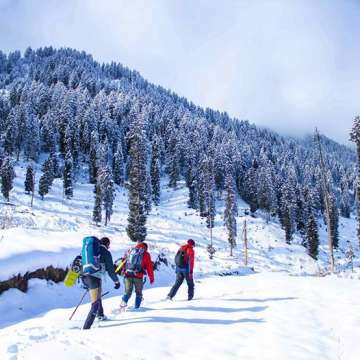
[1,273,360,360]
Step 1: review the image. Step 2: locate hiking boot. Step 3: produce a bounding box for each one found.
[97,315,108,321]
[120,300,127,308]
[166,295,172,301]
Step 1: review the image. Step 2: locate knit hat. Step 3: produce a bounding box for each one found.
[187,239,195,247]
[100,237,110,248]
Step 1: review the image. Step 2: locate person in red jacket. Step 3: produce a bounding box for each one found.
[120,242,154,309]
[167,239,195,300]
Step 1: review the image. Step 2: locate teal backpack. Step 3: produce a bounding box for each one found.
[81,236,101,275]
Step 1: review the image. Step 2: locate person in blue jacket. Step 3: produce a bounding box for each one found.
[82,237,120,329]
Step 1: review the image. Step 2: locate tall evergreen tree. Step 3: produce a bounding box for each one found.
[38,156,54,200]
[92,182,102,226]
[187,169,199,210]
[328,194,339,249]
[307,212,319,260]
[98,165,115,226]
[24,110,40,161]
[280,182,296,244]
[63,150,73,199]
[167,129,180,188]
[145,175,152,214]
[89,130,99,184]
[24,164,35,194]
[243,160,259,214]
[350,115,360,246]
[339,178,351,218]
[113,143,124,186]
[150,137,161,205]
[224,171,237,256]
[0,157,16,202]
[126,115,148,242]
[199,156,216,228]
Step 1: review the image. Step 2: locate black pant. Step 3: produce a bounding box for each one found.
[168,272,194,300]
[82,275,102,329]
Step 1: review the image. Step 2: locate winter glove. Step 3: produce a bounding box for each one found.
[114,281,120,290]
[150,279,154,285]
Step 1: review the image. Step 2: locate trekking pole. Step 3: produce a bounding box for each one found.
[101,291,110,298]
[69,289,88,320]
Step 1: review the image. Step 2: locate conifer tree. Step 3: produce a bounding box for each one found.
[63,150,73,199]
[113,143,124,186]
[328,194,339,249]
[51,153,60,178]
[89,131,99,184]
[350,115,360,246]
[187,170,199,210]
[126,115,148,242]
[295,186,306,238]
[38,156,54,200]
[41,112,57,154]
[224,171,237,256]
[0,157,16,202]
[24,165,35,194]
[167,129,180,188]
[145,175,152,214]
[98,165,115,226]
[307,212,319,260]
[280,182,296,244]
[24,110,40,161]
[150,137,161,205]
[257,153,277,217]
[199,156,216,228]
[243,160,259,214]
[93,182,102,226]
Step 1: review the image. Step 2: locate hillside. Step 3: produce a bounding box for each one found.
[0,48,359,360]
[0,162,359,324]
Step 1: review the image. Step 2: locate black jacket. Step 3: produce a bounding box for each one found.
[99,245,118,283]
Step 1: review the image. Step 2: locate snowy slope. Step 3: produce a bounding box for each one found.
[1,273,360,360]
[0,163,360,359]
[2,163,358,282]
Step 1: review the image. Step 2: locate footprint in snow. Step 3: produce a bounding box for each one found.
[7,344,18,354]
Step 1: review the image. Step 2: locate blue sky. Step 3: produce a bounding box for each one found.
[0,0,359,143]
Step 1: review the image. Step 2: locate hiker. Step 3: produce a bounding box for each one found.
[82,236,120,329]
[120,242,154,310]
[167,239,195,301]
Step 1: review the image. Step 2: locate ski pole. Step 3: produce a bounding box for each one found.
[69,289,88,320]
[101,291,110,298]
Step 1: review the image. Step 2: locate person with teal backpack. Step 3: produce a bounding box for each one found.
[81,236,120,329]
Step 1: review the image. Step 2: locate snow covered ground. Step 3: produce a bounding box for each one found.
[1,273,360,360]
[0,164,359,359]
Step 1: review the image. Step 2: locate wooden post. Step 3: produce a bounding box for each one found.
[315,128,334,273]
[30,171,35,208]
[243,218,248,266]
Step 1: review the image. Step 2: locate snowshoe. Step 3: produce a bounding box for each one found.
[120,300,127,312]
[64,255,82,287]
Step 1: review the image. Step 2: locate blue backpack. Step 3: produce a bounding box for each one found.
[125,247,145,275]
[81,236,101,275]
